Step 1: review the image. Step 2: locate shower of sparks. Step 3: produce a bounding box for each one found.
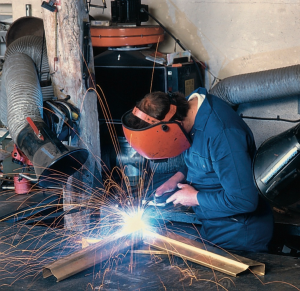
[0,67,299,291]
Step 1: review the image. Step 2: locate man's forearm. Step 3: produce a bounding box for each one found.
[170,171,186,184]
[155,171,186,196]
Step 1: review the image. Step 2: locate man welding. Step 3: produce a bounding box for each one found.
[121,87,274,252]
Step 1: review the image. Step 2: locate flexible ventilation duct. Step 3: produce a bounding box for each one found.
[0,35,49,131]
[209,65,300,106]
[0,35,88,187]
[3,52,43,142]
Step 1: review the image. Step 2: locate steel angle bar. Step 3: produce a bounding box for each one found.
[132,249,168,255]
[81,237,169,255]
[143,230,265,277]
[43,232,140,282]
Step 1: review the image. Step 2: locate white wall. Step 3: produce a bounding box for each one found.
[90,0,300,88]
[0,0,43,20]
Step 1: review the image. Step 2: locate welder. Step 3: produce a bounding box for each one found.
[121,87,274,252]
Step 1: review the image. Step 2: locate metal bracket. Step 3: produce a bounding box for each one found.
[45,101,67,137]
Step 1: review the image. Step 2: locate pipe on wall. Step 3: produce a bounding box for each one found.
[209,65,300,106]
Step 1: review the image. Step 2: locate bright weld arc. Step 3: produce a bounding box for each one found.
[120,209,151,236]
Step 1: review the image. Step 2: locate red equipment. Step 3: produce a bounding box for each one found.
[90,26,164,47]
[12,145,33,195]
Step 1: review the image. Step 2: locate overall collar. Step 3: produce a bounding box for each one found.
[192,92,212,132]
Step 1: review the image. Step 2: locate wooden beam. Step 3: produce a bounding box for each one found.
[43,0,101,230]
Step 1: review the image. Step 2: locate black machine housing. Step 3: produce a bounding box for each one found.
[253,123,300,206]
[111,0,149,26]
[94,50,202,122]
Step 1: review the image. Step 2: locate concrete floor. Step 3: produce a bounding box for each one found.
[0,190,300,290]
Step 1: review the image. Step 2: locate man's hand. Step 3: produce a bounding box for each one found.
[155,172,185,197]
[166,183,199,206]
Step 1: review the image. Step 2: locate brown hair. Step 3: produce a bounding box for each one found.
[124,91,190,129]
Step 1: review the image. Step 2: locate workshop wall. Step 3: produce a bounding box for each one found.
[90,0,300,147]
[0,0,43,20]
[90,0,300,86]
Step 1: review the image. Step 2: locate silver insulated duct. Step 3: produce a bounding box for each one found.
[0,35,48,138]
[209,65,300,106]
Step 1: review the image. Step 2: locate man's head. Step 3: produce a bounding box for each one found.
[125,91,190,129]
[121,91,191,160]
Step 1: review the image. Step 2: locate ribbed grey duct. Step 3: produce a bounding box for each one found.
[209,65,300,106]
[3,52,43,142]
[0,35,49,128]
[4,35,49,76]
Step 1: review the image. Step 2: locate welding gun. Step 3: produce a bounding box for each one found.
[147,188,179,207]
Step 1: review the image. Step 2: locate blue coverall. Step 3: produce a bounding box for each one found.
[182,87,274,252]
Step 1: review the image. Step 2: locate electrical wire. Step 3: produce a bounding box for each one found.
[140,8,223,89]
[240,114,300,123]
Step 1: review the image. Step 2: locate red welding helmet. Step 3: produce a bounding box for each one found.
[121,105,191,160]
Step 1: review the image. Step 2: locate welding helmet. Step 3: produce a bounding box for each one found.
[121,104,191,160]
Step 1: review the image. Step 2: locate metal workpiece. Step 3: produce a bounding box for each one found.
[44,227,265,282]
[143,230,265,277]
[43,233,136,282]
